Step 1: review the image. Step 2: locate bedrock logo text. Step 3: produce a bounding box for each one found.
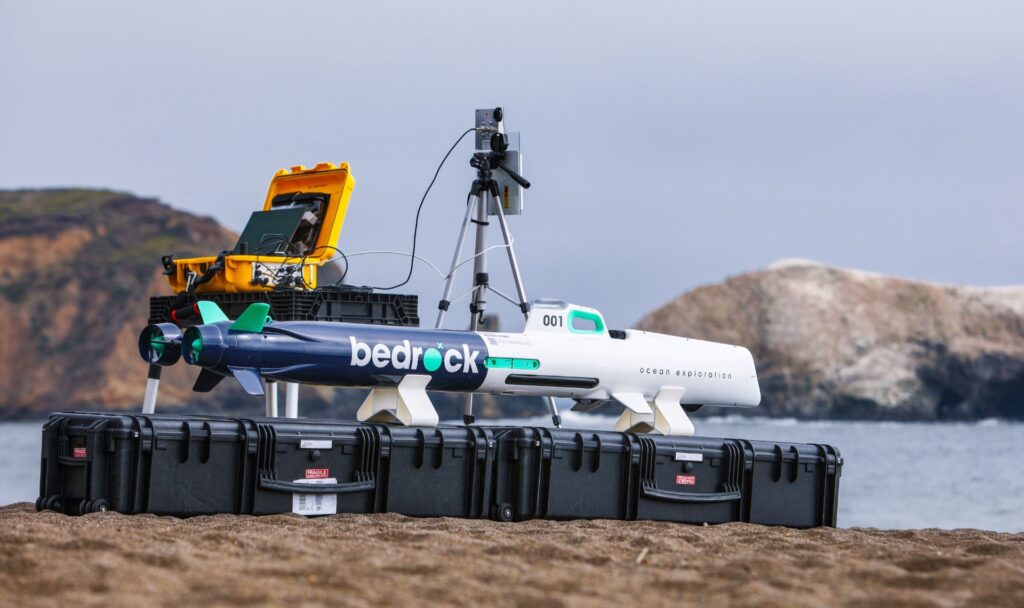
[349,337,479,374]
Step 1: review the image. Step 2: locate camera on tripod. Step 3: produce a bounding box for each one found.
[474,107,527,215]
[436,107,555,424]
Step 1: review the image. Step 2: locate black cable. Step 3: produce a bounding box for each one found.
[294,243,350,290]
[372,127,476,291]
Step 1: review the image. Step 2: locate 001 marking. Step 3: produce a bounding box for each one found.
[542,315,563,327]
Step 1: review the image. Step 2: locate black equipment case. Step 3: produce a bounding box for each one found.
[38,412,841,528]
[496,428,842,527]
[149,288,420,327]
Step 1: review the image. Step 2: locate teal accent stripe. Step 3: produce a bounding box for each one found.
[567,309,606,334]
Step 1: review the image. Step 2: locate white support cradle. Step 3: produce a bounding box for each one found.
[356,374,439,427]
[284,382,299,418]
[615,387,695,437]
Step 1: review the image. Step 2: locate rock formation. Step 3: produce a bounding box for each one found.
[637,259,1024,420]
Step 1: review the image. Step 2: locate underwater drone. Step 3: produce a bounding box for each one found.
[140,299,760,436]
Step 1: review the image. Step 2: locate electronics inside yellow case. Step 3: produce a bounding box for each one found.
[166,162,355,293]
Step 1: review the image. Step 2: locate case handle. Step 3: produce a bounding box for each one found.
[56,456,88,466]
[641,483,741,504]
[257,476,375,495]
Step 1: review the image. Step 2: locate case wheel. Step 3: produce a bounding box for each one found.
[45,496,63,513]
[78,499,91,515]
[497,502,514,522]
[35,497,43,512]
[91,499,110,513]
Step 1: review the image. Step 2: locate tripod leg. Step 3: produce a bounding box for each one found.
[435,195,480,329]
[493,196,530,316]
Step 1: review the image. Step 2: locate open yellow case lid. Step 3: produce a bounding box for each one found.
[259,161,355,263]
[166,162,355,293]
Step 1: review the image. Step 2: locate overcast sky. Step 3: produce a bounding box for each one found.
[1,1,1021,328]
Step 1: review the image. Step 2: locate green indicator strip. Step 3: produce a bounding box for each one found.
[485,357,540,370]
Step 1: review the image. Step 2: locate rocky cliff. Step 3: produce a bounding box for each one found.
[0,189,238,417]
[638,259,1024,420]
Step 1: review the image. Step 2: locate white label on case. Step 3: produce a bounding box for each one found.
[292,477,338,516]
[300,439,333,449]
[674,452,704,462]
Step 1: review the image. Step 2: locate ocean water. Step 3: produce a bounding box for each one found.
[2,416,1021,532]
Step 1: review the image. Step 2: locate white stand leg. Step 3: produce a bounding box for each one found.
[285,382,299,418]
[142,379,160,414]
[356,374,438,427]
[265,381,278,417]
[142,365,161,414]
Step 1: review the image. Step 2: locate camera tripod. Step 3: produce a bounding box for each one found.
[435,138,563,428]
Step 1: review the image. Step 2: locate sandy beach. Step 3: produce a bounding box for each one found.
[1,503,1021,607]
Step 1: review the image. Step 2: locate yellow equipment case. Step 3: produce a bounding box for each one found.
[165,162,355,293]
[151,161,420,328]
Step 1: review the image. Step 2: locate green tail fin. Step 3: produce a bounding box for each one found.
[197,301,230,324]
[230,303,271,333]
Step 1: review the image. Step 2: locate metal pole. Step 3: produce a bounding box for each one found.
[265,381,278,417]
[141,364,161,414]
[463,189,490,424]
[435,195,479,329]
[469,192,489,322]
[285,382,299,418]
[545,397,562,428]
